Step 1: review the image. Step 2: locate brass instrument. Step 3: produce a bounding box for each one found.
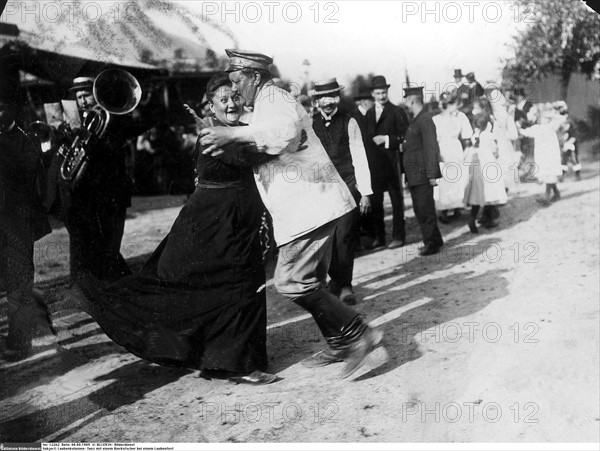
[59,68,142,189]
[27,120,52,142]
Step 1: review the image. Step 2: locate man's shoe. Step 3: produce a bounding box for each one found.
[340,326,385,379]
[481,220,499,229]
[550,193,561,202]
[535,196,551,206]
[228,370,278,385]
[419,245,443,256]
[371,237,386,249]
[468,218,479,234]
[437,214,450,224]
[387,239,405,249]
[301,348,345,368]
[339,287,357,306]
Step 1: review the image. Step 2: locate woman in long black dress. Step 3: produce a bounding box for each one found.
[62,73,276,384]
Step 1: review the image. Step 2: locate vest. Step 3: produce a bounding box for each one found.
[312,112,356,189]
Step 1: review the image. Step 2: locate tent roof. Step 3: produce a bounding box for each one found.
[3,40,167,84]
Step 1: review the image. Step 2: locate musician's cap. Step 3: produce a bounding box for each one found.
[370,75,390,90]
[465,72,475,81]
[311,78,344,97]
[403,86,424,97]
[68,77,94,92]
[225,49,273,72]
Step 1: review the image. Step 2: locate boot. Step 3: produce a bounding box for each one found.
[295,289,365,370]
[301,348,346,368]
[292,288,358,338]
[327,316,387,379]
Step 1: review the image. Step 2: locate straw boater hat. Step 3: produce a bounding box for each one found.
[68,77,94,93]
[225,49,273,72]
[311,78,344,97]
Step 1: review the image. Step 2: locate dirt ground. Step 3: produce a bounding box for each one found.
[1,154,599,445]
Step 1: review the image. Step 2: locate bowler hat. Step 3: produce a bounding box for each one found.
[354,88,373,100]
[371,75,390,90]
[225,49,273,72]
[403,86,424,98]
[312,78,344,97]
[454,69,463,78]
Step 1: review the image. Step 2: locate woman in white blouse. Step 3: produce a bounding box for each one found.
[432,91,473,223]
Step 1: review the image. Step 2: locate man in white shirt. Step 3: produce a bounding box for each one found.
[200,50,387,378]
[310,78,373,306]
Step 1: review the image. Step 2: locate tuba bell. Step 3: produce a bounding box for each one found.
[59,69,142,189]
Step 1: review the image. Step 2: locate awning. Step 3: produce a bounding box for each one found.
[2,40,168,84]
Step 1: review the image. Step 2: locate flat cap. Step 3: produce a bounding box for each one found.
[225,49,273,72]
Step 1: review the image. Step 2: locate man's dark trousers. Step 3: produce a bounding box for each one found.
[409,183,443,249]
[370,180,405,243]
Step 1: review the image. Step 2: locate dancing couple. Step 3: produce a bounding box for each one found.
[58,50,388,384]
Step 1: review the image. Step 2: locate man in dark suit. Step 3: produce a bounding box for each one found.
[53,76,143,284]
[466,72,484,103]
[0,82,52,361]
[365,75,410,249]
[349,89,374,140]
[401,86,444,256]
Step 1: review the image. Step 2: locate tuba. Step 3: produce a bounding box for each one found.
[59,69,142,189]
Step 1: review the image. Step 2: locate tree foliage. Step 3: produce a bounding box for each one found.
[502,0,600,99]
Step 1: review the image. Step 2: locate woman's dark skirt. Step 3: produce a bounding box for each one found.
[78,182,267,372]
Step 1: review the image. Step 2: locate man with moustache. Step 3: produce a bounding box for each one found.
[200,50,388,378]
[401,86,444,256]
[311,78,372,305]
[365,75,410,249]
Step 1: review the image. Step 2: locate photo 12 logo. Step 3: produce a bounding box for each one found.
[401,401,540,424]
[400,1,541,24]
[199,1,340,24]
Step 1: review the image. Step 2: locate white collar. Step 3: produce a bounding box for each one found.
[319,107,338,121]
[358,105,369,115]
